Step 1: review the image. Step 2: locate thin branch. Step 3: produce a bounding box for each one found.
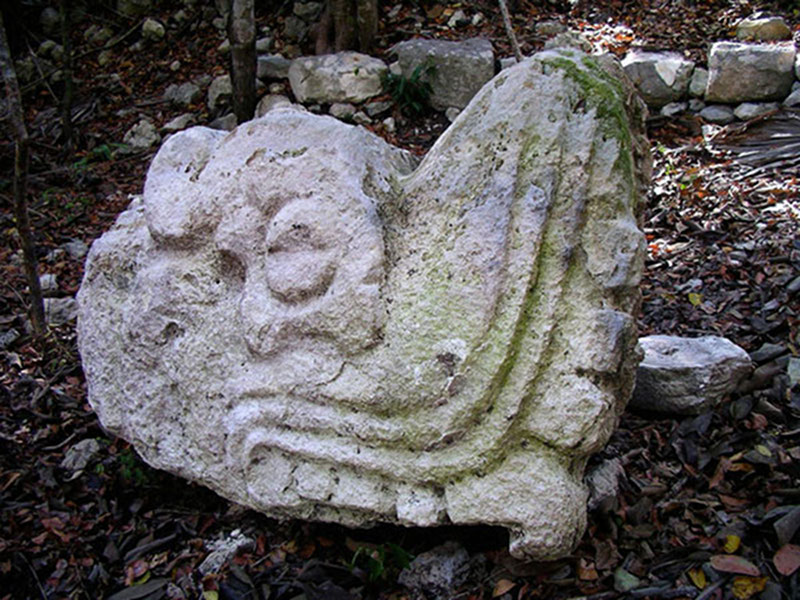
[498,0,523,62]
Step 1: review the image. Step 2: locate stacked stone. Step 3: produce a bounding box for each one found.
[621,14,799,125]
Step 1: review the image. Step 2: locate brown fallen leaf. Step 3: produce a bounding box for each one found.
[773,544,800,576]
[710,554,760,576]
[492,578,516,597]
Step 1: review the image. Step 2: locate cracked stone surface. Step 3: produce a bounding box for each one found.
[78,49,649,560]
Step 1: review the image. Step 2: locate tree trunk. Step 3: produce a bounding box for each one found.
[331,0,357,52]
[228,0,255,123]
[0,12,46,336]
[355,0,377,52]
[59,0,75,156]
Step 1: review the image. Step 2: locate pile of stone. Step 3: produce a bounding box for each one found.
[621,14,800,124]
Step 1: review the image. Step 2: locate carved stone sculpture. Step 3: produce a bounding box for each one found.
[78,49,649,560]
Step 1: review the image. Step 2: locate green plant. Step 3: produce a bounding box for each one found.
[118,448,149,487]
[72,142,126,173]
[383,61,435,116]
[349,542,413,583]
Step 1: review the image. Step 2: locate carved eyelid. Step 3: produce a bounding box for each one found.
[267,219,331,253]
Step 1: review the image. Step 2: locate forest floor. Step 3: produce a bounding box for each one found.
[1,1,799,599]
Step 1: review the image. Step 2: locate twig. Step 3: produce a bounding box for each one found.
[498,0,523,62]
[15,552,48,600]
[695,576,729,600]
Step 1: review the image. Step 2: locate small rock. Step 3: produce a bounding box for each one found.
[499,56,519,71]
[736,15,792,41]
[268,82,285,94]
[194,74,212,88]
[45,297,78,326]
[544,31,592,52]
[630,335,752,414]
[98,50,114,67]
[445,107,461,122]
[688,99,705,112]
[218,38,231,54]
[689,67,708,98]
[38,39,57,58]
[750,343,787,364]
[0,329,20,350]
[212,16,226,31]
[284,15,308,42]
[84,25,114,45]
[289,52,387,104]
[787,275,800,294]
[660,101,687,117]
[40,7,61,36]
[586,458,624,511]
[209,113,237,131]
[614,568,641,593]
[699,104,735,125]
[62,239,88,260]
[123,119,161,150]
[399,542,471,600]
[142,18,166,42]
[382,116,396,133]
[257,54,291,80]
[255,94,292,117]
[164,82,201,106]
[447,9,469,28]
[162,113,194,133]
[40,273,59,295]
[256,36,273,53]
[364,100,392,117]
[734,101,779,120]
[208,74,233,113]
[352,111,371,125]
[61,439,101,474]
[783,89,800,108]
[293,1,323,21]
[329,102,356,119]
[471,12,484,26]
[170,60,181,72]
[535,20,566,37]
[199,530,255,575]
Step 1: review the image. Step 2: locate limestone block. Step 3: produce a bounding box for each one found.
[257,54,292,80]
[630,336,752,414]
[289,52,386,104]
[78,50,648,561]
[689,67,708,98]
[700,104,735,124]
[736,15,792,41]
[390,38,494,109]
[621,51,694,108]
[705,42,796,104]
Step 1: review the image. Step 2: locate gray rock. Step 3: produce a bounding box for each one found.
[61,439,101,474]
[783,89,800,108]
[352,110,371,125]
[171,9,189,24]
[391,38,494,110]
[255,94,293,117]
[364,100,392,117]
[40,273,59,295]
[293,1,323,21]
[284,15,308,42]
[736,15,792,41]
[162,113,195,133]
[209,113,237,131]
[499,56,519,71]
[382,116,396,133]
[164,82,201,106]
[45,297,78,326]
[689,67,708,98]
[536,20,567,37]
[142,18,166,42]
[445,106,461,122]
[734,101,779,120]
[123,119,161,150]
[77,51,648,560]
[84,25,114,45]
[217,39,230,55]
[199,530,255,575]
[621,51,694,108]
[706,42,796,104]
[0,329,20,350]
[208,74,232,113]
[62,239,88,260]
[41,8,61,36]
[212,16,226,31]
[289,52,387,104]
[688,99,705,112]
[630,335,753,414]
[543,31,592,53]
[117,0,152,17]
[399,542,470,600]
[256,36,273,53]
[38,39,57,58]
[796,54,800,81]
[447,9,469,28]
[169,60,181,72]
[329,102,356,119]
[749,342,787,364]
[257,54,292,80]
[98,50,114,67]
[472,12,484,26]
[586,458,624,511]
[660,101,687,117]
[699,104,735,125]
[268,82,285,94]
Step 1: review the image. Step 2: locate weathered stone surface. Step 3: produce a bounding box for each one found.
[78,50,648,560]
[257,54,291,80]
[162,113,195,133]
[142,18,165,42]
[255,94,293,117]
[208,74,232,113]
[289,52,386,104]
[736,15,792,41]
[399,542,471,600]
[734,101,779,120]
[700,104,735,124]
[705,42,796,104]
[630,336,752,415]
[689,67,708,98]
[621,51,694,108]
[123,119,160,150]
[390,38,494,109]
[164,82,201,106]
[783,89,800,108]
